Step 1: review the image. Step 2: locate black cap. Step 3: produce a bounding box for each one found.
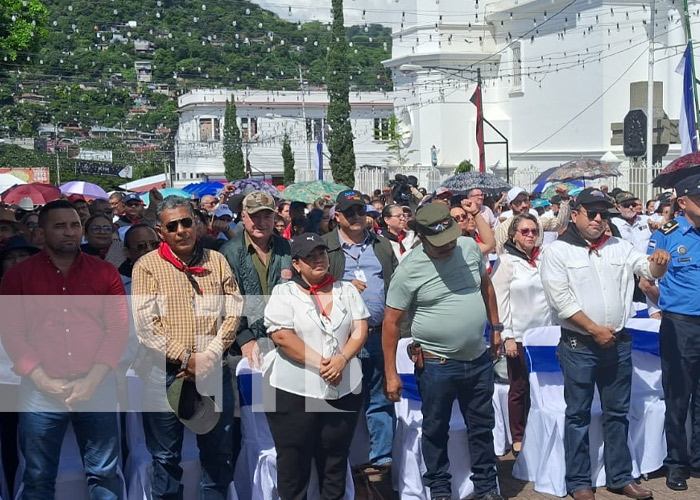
[335,190,364,211]
[290,233,329,259]
[0,235,40,262]
[675,173,700,197]
[656,191,673,203]
[574,188,615,208]
[407,175,418,187]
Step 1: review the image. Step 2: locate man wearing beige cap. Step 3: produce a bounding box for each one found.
[0,208,19,250]
[219,191,293,466]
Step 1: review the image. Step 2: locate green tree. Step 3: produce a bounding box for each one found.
[282,133,295,184]
[455,159,475,174]
[223,99,245,181]
[0,0,48,62]
[326,0,356,187]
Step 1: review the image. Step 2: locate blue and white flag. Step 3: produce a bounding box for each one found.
[676,42,698,155]
[313,139,324,180]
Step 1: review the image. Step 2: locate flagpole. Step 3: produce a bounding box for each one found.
[646,0,655,203]
[477,68,485,173]
[683,0,700,130]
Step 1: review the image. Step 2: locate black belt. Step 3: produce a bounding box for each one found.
[664,312,700,326]
[368,326,382,334]
[561,327,631,345]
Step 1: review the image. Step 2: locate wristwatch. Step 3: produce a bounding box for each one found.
[181,349,192,371]
[491,324,505,333]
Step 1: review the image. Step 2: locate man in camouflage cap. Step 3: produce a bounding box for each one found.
[219,191,293,468]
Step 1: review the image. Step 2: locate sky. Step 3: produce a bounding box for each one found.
[250,0,402,28]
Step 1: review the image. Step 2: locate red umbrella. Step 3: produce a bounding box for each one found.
[1,183,61,205]
[653,151,700,188]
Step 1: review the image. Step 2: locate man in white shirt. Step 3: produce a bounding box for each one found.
[466,188,498,229]
[611,192,651,253]
[495,186,570,253]
[540,188,670,500]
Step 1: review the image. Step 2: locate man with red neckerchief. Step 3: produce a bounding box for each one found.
[132,195,242,500]
[540,188,670,500]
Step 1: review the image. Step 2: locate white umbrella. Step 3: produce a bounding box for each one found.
[0,173,27,194]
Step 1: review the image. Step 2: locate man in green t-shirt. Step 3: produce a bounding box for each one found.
[382,202,504,500]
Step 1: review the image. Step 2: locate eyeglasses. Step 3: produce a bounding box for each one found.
[341,207,367,218]
[452,214,469,222]
[518,228,539,236]
[163,217,194,233]
[89,224,113,234]
[620,202,637,209]
[512,198,530,206]
[579,209,610,220]
[135,240,160,252]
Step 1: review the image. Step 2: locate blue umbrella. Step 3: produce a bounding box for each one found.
[183,181,225,198]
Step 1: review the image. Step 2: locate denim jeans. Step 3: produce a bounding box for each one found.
[141,365,234,500]
[415,350,498,498]
[18,374,122,500]
[659,314,700,471]
[358,328,395,466]
[557,334,634,493]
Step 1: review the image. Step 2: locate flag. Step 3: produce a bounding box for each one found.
[314,139,324,180]
[470,84,486,172]
[676,42,698,155]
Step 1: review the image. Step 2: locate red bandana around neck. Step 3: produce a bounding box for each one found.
[588,234,610,255]
[157,241,207,275]
[527,246,541,267]
[396,231,407,254]
[296,273,336,318]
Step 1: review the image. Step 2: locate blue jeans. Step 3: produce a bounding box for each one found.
[18,375,122,500]
[142,366,234,500]
[558,333,634,493]
[358,328,395,466]
[415,350,498,498]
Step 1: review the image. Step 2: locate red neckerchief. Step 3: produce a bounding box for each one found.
[293,273,336,318]
[157,241,207,275]
[282,223,292,240]
[588,234,610,255]
[396,231,406,254]
[527,246,540,267]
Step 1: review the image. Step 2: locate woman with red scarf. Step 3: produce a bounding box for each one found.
[263,233,369,500]
[491,213,554,455]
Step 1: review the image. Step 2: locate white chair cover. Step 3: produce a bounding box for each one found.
[234,359,355,500]
[513,320,666,497]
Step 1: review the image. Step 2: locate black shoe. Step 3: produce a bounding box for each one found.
[666,468,688,491]
[477,492,506,500]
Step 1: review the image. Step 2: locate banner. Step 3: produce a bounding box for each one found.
[76,161,132,178]
[470,84,485,173]
[76,149,113,162]
[0,168,50,183]
[676,42,698,155]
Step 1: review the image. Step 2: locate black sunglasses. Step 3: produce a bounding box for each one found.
[135,240,161,252]
[620,202,637,209]
[342,206,367,218]
[580,209,610,220]
[164,217,194,233]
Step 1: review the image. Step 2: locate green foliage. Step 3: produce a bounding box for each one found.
[0,0,49,61]
[326,0,356,188]
[223,100,245,181]
[383,115,415,167]
[282,133,294,184]
[455,159,475,174]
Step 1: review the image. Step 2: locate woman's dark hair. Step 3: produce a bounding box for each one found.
[305,209,324,234]
[507,213,538,240]
[380,204,402,228]
[83,214,113,234]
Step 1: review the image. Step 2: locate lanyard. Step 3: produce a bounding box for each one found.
[342,239,370,270]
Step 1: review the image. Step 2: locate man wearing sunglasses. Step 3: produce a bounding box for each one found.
[540,188,670,500]
[495,185,570,253]
[611,192,652,253]
[322,189,398,485]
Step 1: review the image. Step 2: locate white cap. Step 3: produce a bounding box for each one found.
[506,187,527,204]
[214,205,234,218]
[18,197,35,211]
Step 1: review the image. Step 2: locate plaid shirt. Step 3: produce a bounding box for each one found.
[132,247,242,363]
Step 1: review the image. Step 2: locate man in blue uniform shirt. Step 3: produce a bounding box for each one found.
[647,173,700,491]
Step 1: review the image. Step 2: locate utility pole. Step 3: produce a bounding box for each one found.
[55,122,61,185]
[645,0,655,203]
[299,65,312,181]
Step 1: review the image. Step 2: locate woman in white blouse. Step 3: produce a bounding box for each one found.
[263,233,369,500]
[491,213,553,455]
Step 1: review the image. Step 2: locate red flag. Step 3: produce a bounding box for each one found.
[470,84,485,172]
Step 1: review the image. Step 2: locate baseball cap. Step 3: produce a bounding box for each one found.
[656,191,673,203]
[0,208,18,225]
[167,378,219,435]
[574,188,615,208]
[675,173,700,197]
[18,197,35,211]
[506,187,527,204]
[335,190,364,212]
[124,193,144,205]
[290,232,329,259]
[532,199,551,208]
[434,186,453,198]
[242,191,275,214]
[213,205,233,219]
[615,191,639,204]
[408,202,461,247]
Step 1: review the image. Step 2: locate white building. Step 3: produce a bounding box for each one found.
[383,0,692,198]
[174,89,395,192]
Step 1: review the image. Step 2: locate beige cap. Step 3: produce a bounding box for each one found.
[0,208,18,225]
[242,191,275,214]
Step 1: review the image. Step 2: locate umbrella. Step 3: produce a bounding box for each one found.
[0,173,27,193]
[182,181,225,198]
[546,158,620,183]
[230,178,279,198]
[440,172,510,195]
[653,151,700,188]
[60,181,109,200]
[280,180,351,204]
[140,188,190,206]
[540,182,582,201]
[1,183,61,205]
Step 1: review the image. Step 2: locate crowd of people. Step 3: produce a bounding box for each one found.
[0,171,698,500]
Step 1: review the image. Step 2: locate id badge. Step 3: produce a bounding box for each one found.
[354,269,367,282]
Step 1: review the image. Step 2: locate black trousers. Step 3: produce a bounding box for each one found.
[265,387,362,500]
[659,313,700,471]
